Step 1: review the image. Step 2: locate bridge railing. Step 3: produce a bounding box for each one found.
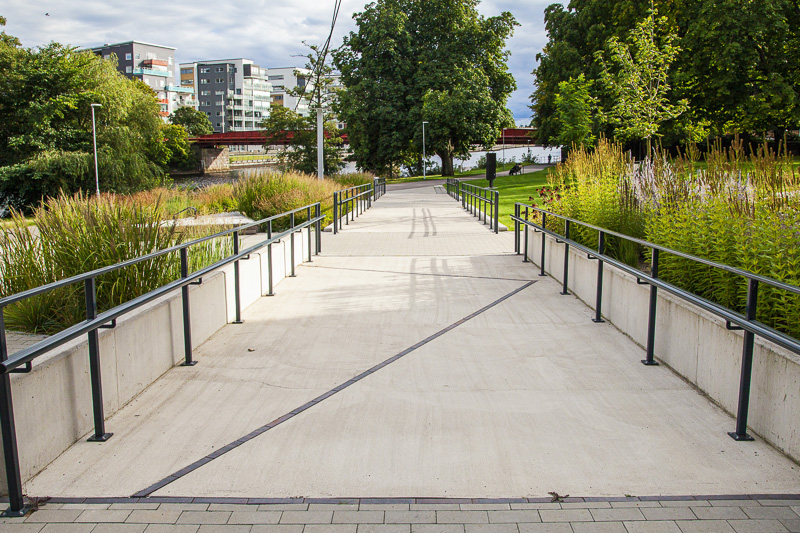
[457,182,500,234]
[0,203,324,516]
[512,202,800,445]
[333,180,386,234]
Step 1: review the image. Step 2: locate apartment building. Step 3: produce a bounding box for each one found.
[90,41,194,119]
[179,59,273,132]
[264,67,313,117]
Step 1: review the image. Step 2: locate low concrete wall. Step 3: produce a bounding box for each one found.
[1,231,312,491]
[525,228,800,462]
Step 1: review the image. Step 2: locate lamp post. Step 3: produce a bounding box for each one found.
[315,107,324,180]
[422,121,429,179]
[90,103,102,196]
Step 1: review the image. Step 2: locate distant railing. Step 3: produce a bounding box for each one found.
[332,179,386,234]
[456,182,500,234]
[373,178,386,201]
[0,203,324,517]
[512,203,800,445]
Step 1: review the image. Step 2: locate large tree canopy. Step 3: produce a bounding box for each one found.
[334,0,517,176]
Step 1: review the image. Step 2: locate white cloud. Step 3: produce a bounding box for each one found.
[2,0,553,123]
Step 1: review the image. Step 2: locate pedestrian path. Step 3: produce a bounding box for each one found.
[16,187,800,529]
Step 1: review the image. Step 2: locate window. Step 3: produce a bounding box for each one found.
[216,111,222,116]
[200,101,210,107]
[159,80,165,87]
[236,89,242,95]
[215,90,224,95]
[182,79,192,85]
[125,53,132,60]
[268,75,284,80]
[135,53,140,59]
[201,90,210,95]
[216,99,224,105]
[215,78,224,83]
[216,122,222,127]
[215,67,224,72]
[272,85,284,90]
[181,68,193,75]
[200,79,209,84]
[103,54,110,60]
[168,57,173,65]
[200,68,210,73]
[126,66,132,73]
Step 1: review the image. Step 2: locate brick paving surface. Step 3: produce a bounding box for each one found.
[3,499,799,532]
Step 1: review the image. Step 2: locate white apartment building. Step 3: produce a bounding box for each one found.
[265,67,313,117]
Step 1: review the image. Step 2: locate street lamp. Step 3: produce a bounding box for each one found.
[422,121,429,179]
[90,103,102,196]
[315,107,324,180]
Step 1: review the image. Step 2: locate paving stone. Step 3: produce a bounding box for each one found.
[463,524,519,533]
[460,506,511,512]
[411,507,461,512]
[312,506,362,512]
[691,508,747,521]
[176,511,231,525]
[590,508,645,522]
[228,511,282,524]
[743,508,800,520]
[781,520,800,533]
[357,525,410,533]
[109,504,161,511]
[661,503,709,508]
[759,503,800,508]
[258,505,309,512]
[487,511,540,524]
[562,503,611,509]
[127,511,183,524]
[610,503,661,509]
[571,522,627,533]
[360,506,411,512]
[60,504,112,510]
[197,526,252,532]
[709,502,761,508]
[641,509,697,521]
[250,526,304,533]
[24,510,82,523]
[623,521,682,533]
[208,504,256,512]
[386,512,436,524]
[91,525,148,533]
[728,519,788,533]
[332,512,385,524]
[509,506,560,511]
[40,525,95,533]
[436,512,489,524]
[0,526,45,533]
[411,526,465,533]
[516,524,572,533]
[76,510,133,523]
[676,520,735,533]
[142,526,199,533]
[280,512,333,525]
[539,510,592,523]
[303,525,358,533]
[157,505,210,513]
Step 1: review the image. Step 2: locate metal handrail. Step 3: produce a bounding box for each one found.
[0,202,324,517]
[332,180,385,234]
[512,202,800,445]
[459,182,500,234]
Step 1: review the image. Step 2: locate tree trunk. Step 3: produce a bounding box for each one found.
[439,152,454,176]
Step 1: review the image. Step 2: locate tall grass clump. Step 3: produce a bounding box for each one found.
[329,171,376,188]
[0,192,232,334]
[544,137,800,339]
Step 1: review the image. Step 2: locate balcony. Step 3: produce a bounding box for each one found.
[134,68,169,77]
[142,59,169,67]
[159,111,169,117]
[166,85,194,93]
[157,98,169,104]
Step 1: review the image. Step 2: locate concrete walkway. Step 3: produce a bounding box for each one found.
[17,187,800,528]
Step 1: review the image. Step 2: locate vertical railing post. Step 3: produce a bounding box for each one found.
[494,191,499,234]
[642,248,660,365]
[232,231,243,324]
[180,248,197,366]
[315,203,321,255]
[306,206,312,262]
[561,220,570,295]
[461,183,466,209]
[729,278,759,441]
[0,313,29,517]
[540,212,547,276]
[85,277,112,442]
[333,192,339,234]
[523,206,530,263]
[593,231,605,323]
[514,203,520,254]
[266,222,274,296]
[290,213,296,277]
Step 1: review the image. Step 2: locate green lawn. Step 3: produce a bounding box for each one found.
[466,169,552,229]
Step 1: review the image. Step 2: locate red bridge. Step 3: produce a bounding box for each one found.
[190,128,535,147]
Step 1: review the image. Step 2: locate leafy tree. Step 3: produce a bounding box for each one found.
[335,0,517,176]
[170,106,213,136]
[261,105,344,175]
[554,74,596,148]
[596,6,688,154]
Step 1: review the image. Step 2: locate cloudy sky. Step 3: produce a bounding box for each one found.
[2,0,555,125]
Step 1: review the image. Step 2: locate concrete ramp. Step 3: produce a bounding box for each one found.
[26,187,800,500]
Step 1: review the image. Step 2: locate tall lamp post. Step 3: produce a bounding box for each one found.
[90,103,102,196]
[315,107,324,180]
[422,121,429,179]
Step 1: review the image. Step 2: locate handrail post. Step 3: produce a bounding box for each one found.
[593,231,605,323]
[540,212,547,276]
[306,206,312,262]
[494,191,499,234]
[85,277,112,442]
[290,213,296,277]
[729,278,759,441]
[561,220,570,295]
[0,313,29,517]
[461,183,466,209]
[266,222,274,296]
[523,207,530,263]
[643,248,660,365]
[180,248,197,366]
[333,192,339,234]
[315,203,321,255]
[232,231,243,323]
[514,204,520,254]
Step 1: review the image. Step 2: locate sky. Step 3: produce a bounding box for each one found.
[2,0,555,126]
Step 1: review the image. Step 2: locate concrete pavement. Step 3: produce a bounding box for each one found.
[17,186,800,527]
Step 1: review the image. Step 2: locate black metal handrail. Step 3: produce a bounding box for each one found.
[333,181,383,234]
[512,202,800,445]
[0,202,323,517]
[445,178,460,200]
[459,182,500,234]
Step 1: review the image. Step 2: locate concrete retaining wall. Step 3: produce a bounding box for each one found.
[525,227,800,462]
[2,230,312,491]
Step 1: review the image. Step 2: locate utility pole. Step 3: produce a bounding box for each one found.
[91,103,102,196]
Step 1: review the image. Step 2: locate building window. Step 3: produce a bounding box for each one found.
[168,57,173,65]
[182,79,192,85]
[201,90,210,95]
[216,122,222,127]
[215,90,224,95]
[268,75,284,80]
[200,67,210,73]
[215,67,224,72]
[181,68,193,75]
[205,112,211,117]
[200,79,209,84]
[216,112,222,116]
[126,66,132,73]
[159,80,165,87]
[215,78,224,83]
[135,53,140,59]
[125,53,132,60]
